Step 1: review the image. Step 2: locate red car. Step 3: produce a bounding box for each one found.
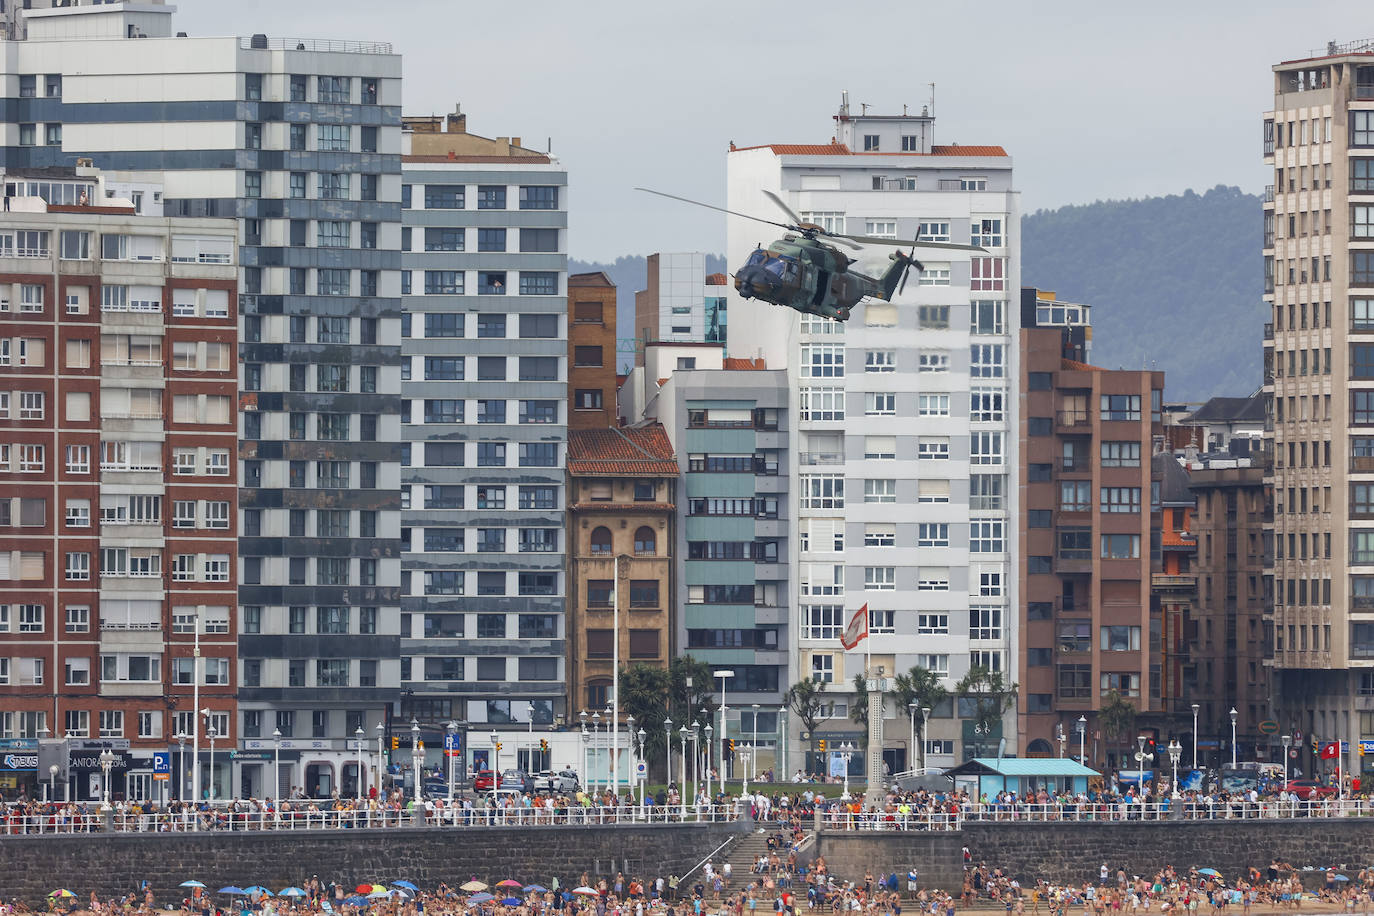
[473,769,503,791]
[1284,779,1337,800]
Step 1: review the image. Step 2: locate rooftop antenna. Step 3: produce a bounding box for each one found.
[860,102,869,116]
[903,104,908,116]
[928,83,936,118]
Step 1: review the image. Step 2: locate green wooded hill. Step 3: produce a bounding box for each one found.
[1021,185,1263,402]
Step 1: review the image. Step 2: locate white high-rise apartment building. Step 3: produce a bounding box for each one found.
[726,95,1020,769]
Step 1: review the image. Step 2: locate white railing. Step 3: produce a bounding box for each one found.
[822,797,1374,830]
[0,803,741,836]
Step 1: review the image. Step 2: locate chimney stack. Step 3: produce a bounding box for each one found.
[446,103,466,135]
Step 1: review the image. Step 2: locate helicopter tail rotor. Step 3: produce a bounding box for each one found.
[897,233,925,295]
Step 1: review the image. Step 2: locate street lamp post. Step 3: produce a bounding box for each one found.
[410,718,421,805]
[1191,703,1201,769]
[664,717,673,790]
[714,670,734,784]
[678,725,689,818]
[489,730,500,794]
[374,722,384,795]
[591,711,602,792]
[838,742,854,800]
[1076,716,1087,765]
[1236,708,1247,769]
[206,727,217,805]
[1167,739,1182,798]
[1133,735,1154,782]
[636,728,647,806]
[355,727,365,801]
[47,763,58,803]
[445,720,458,805]
[751,703,760,782]
[1281,735,1292,791]
[272,728,282,800]
[907,703,917,770]
[176,732,187,800]
[920,707,930,772]
[626,713,637,800]
[98,749,115,807]
[704,723,714,804]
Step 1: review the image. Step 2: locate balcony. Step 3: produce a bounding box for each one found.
[1263,323,1273,341]
[1264,185,1275,203]
[799,452,844,466]
[1358,84,1374,100]
[1058,458,1091,473]
[1056,411,1090,429]
[1353,456,1374,474]
[1151,572,1197,591]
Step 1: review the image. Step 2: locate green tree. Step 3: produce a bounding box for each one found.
[892,665,949,769]
[667,655,717,731]
[1098,688,1137,770]
[785,677,827,774]
[618,663,672,777]
[955,666,1017,758]
[849,673,870,746]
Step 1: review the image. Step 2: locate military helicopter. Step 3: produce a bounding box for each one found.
[636,187,985,321]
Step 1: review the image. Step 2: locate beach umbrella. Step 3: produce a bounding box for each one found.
[181,882,208,889]
[344,897,371,908]
[468,893,495,903]
[49,891,76,899]
[523,886,548,894]
[1197,869,1221,878]
[279,889,307,898]
[462,881,490,893]
[497,881,523,889]
[366,891,393,900]
[219,888,248,896]
[391,882,419,892]
[1336,876,1352,882]
[572,888,599,897]
[501,898,522,907]
[245,887,274,897]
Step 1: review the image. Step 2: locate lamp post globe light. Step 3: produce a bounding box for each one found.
[98,748,116,807]
[444,720,458,805]
[637,727,647,805]
[663,717,673,789]
[627,713,637,799]
[751,703,760,782]
[713,669,734,783]
[489,729,500,792]
[1076,715,1087,765]
[590,711,601,791]
[47,763,58,803]
[1167,739,1182,798]
[920,706,931,772]
[1191,703,1201,769]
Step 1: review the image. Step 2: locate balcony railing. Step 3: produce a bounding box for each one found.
[799,452,844,466]
[239,36,394,54]
[1352,456,1374,473]
[1263,322,1274,340]
[1056,411,1090,427]
[1264,184,1275,203]
[1152,573,1197,589]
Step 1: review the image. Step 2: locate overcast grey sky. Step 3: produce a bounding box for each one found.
[181,0,1367,261]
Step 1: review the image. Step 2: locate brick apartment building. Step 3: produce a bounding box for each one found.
[0,182,237,802]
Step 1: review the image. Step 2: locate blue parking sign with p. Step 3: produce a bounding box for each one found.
[444,733,461,753]
[152,752,170,774]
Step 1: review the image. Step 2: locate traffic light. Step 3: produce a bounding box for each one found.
[540,738,549,752]
[729,738,736,754]
[819,739,827,753]
[391,736,399,750]
[417,740,424,750]
[496,742,502,751]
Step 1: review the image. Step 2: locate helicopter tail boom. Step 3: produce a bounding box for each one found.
[879,250,923,301]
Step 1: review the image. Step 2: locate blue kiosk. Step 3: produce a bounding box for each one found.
[943,757,1100,796]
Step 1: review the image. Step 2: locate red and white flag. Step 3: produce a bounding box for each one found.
[1320,741,1341,760]
[840,603,869,650]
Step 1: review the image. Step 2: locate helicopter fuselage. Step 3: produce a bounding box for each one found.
[734,234,907,321]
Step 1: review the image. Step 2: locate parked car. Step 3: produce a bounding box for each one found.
[473,769,502,791]
[533,770,579,794]
[1284,778,1337,800]
[502,768,535,793]
[421,779,450,799]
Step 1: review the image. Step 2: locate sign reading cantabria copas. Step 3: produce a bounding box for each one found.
[1258,720,1280,735]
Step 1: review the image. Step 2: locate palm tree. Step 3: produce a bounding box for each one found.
[893,665,949,769]
[954,666,1018,759]
[618,663,672,776]
[784,678,827,775]
[1098,689,1137,771]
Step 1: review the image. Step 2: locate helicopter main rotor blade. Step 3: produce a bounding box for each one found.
[634,187,792,232]
[839,234,987,252]
[761,190,806,227]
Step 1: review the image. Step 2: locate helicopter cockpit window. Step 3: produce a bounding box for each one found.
[745,249,767,267]
[762,257,798,281]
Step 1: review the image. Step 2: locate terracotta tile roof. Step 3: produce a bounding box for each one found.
[1061,358,1105,372]
[724,357,767,370]
[567,424,678,477]
[729,142,1008,157]
[1161,529,1197,548]
[929,145,1009,157]
[730,142,852,155]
